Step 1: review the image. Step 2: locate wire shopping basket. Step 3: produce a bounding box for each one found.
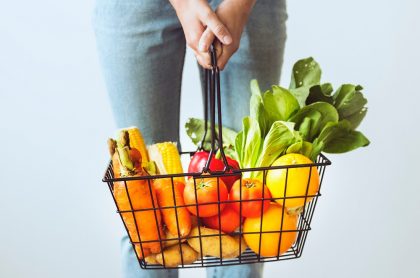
[102,46,331,269]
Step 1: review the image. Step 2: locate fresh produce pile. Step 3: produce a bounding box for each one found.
[106,58,369,267]
[107,128,248,267]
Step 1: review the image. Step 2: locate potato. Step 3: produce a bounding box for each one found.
[164,229,187,248]
[155,244,199,267]
[187,226,247,258]
[144,254,159,265]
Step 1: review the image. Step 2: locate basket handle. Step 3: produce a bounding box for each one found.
[199,44,231,173]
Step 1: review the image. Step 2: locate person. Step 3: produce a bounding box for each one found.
[93,0,287,277]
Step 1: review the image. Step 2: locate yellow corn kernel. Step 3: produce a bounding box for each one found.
[148,142,184,183]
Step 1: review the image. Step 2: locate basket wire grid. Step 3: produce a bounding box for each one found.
[102,153,330,269]
[102,45,331,269]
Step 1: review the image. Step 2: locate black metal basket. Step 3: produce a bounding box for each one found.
[102,46,331,269]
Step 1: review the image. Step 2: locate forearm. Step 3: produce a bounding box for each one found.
[225,0,257,16]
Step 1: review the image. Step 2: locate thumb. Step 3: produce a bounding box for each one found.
[199,9,232,45]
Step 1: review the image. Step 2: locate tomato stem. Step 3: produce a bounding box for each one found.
[244,180,256,189]
[287,206,304,216]
[196,178,211,190]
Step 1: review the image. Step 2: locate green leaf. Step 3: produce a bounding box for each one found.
[235,130,244,166]
[309,139,324,161]
[301,141,314,158]
[250,79,262,96]
[289,102,339,141]
[289,57,322,107]
[242,117,262,169]
[306,83,334,105]
[289,87,310,108]
[286,141,303,154]
[333,84,368,128]
[185,118,237,151]
[250,85,271,137]
[297,117,313,140]
[312,120,370,156]
[256,121,298,169]
[235,117,263,171]
[262,85,300,122]
[345,107,368,129]
[290,57,322,89]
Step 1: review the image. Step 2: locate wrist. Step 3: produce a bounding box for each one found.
[228,0,256,16]
[169,0,187,11]
[242,0,257,15]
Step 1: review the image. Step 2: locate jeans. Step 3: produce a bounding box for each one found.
[93,0,287,277]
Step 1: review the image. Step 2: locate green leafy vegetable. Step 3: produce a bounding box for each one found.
[235,117,262,169]
[286,140,313,158]
[290,57,322,89]
[185,57,370,170]
[185,118,237,154]
[289,57,322,106]
[332,84,368,129]
[306,83,334,105]
[236,119,300,178]
[256,121,298,169]
[249,79,300,137]
[250,80,271,137]
[289,102,339,142]
[311,120,370,159]
[263,85,300,122]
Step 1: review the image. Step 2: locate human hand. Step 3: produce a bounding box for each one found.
[169,0,233,69]
[198,0,256,70]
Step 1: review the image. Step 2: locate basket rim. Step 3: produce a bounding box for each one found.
[102,152,331,182]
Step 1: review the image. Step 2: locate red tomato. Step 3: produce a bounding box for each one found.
[188,151,240,190]
[202,205,243,233]
[183,176,228,217]
[229,178,272,218]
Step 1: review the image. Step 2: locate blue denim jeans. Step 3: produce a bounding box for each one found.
[93,0,287,277]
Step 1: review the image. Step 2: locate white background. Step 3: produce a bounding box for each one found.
[1,0,420,277]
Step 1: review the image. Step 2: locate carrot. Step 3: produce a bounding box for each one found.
[108,133,165,256]
[134,245,151,260]
[153,179,192,238]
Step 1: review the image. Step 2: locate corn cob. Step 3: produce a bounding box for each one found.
[119,126,149,165]
[148,142,191,237]
[148,142,184,183]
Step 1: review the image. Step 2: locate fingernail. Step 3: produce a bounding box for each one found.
[223,35,232,44]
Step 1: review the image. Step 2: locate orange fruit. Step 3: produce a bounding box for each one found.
[243,203,298,256]
[266,153,320,209]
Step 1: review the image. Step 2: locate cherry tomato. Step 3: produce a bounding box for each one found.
[229,178,272,218]
[183,176,228,217]
[202,205,243,233]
